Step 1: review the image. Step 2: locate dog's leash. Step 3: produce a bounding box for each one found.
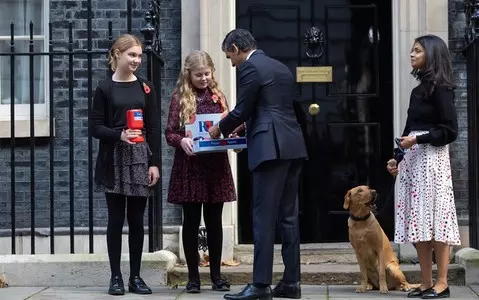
[373,146,403,216]
[372,176,396,216]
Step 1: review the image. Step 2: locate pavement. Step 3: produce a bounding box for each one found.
[1,285,478,300]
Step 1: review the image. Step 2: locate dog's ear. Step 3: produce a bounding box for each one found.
[343,190,351,209]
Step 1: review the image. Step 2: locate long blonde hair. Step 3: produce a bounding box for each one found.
[108,34,142,72]
[174,50,225,127]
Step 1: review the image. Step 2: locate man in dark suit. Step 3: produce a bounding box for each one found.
[209,29,308,300]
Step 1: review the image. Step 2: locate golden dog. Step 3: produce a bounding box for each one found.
[344,185,417,294]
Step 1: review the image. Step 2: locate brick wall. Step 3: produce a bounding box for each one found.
[0,0,182,231]
[449,0,469,226]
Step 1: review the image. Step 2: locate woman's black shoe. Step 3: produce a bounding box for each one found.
[128,276,152,294]
[212,278,231,291]
[186,280,201,293]
[407,287,433,298]
[422,287,450,299]
[108,275,125,295]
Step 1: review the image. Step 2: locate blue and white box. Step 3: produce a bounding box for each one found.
[185,113,247,153]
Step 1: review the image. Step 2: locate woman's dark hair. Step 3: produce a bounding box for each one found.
[411,34,455,94]
[222,28,257,53]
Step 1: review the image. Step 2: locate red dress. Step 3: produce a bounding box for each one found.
[165,89,236,204]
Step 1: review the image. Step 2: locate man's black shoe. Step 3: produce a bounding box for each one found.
[272,281,301,299]
[223,283,272,299]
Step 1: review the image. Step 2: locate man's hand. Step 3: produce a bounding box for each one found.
[208,124,221,139]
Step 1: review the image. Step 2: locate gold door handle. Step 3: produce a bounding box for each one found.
[308,103,320,116]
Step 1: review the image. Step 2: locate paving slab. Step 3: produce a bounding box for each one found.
[328,285,479,299]
[470,285,479,296]
[0,285,477,300]
[0,287,47,300]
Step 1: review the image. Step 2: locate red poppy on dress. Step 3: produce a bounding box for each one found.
[212,94,219,103]
[143,82,151,94]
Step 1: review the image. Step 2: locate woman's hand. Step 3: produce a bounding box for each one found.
[148,166,160,187]
[387,159,399,176]
[121,129,142,144]
[180,138,195,156]
[399,136,417,149]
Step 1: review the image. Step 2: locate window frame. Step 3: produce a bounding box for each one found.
[0,0,49,121]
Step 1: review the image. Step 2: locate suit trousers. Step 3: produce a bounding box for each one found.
[252,159,302,285]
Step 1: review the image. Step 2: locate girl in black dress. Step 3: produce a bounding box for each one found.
[91,34,161,296]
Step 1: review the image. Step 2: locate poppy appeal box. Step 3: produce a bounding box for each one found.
[185,113,247,153]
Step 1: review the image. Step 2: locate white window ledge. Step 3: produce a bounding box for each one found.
[0,119,55,138]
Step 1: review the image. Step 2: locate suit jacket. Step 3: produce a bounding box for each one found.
[219,50,308,171]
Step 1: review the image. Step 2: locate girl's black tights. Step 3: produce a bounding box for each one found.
[106,193,147,278]
[182,203,224,282]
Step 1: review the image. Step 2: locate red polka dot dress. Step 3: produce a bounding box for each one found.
[394,131,461,245]
[394,85,461,246]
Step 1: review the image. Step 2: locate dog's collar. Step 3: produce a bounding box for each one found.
[350,212,371,221]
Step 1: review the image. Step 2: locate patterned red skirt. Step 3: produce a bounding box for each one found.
[167,149,236,204]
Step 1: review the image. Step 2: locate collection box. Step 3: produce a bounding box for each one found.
[185,113,247,154]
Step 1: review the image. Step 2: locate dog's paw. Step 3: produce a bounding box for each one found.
[367,283,374,290]
[356,286,368,293]
[402,283,420,291]
[379,285,389,294]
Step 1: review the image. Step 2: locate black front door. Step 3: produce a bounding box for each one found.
[236,0,394,243]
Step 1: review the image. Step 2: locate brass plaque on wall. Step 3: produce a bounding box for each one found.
[296,66,333,83]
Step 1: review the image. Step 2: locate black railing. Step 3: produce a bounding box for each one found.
[465,0,479,249]
[2,0,164,255]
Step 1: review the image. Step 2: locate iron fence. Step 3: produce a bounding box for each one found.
[1,0,164,254]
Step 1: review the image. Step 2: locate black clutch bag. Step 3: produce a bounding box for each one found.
[393,138,406,164]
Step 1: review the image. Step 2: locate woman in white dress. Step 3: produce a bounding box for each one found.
[387,34,460,299]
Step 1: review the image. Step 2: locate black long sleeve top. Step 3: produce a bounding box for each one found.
[402,84,458,146]
[91,77,161,187]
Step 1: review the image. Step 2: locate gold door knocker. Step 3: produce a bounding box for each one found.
[308,103,320,116]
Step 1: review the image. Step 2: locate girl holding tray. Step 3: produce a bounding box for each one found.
[165,50,241,293]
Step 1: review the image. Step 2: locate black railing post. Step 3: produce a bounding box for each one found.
[68,22,75,254]
[127,0,132,33]
[141,0,163,252]
[142,10,156,253]
[10,22,16,255]
[29,21,36,254]
[48,22,55,254]
[465,0,479,250]
[87,0,94,254]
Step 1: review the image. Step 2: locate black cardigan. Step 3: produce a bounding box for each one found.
[91,77,161,188]
[402,84,458,146]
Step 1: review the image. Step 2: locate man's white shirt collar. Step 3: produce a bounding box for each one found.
[246,50,256,60]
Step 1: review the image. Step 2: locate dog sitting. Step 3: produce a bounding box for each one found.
[343,185,417,294]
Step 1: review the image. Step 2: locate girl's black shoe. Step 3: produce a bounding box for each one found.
[212,278,231,291]
[186,280,201,293]
[128,276,152,294]
[108,275,125,296]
